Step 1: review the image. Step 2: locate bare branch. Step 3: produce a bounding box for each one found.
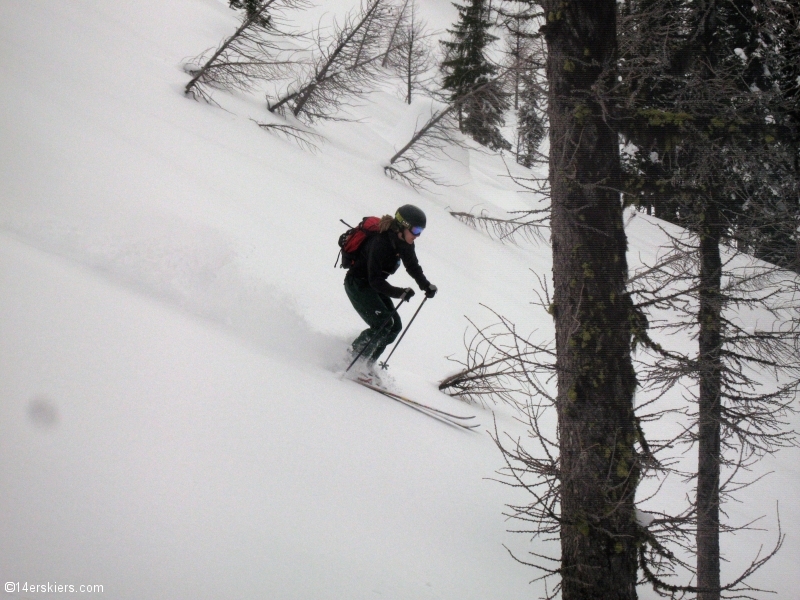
[184,0,307,102]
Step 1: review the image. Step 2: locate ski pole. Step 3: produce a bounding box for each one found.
[345,295,409,373]
[380,296,428,370]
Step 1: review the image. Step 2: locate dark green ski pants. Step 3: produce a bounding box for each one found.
[344,273,402,362]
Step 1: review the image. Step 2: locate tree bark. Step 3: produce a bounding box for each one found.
[696,204,723,600]
[541,0,639,598]
[695,3,722,596]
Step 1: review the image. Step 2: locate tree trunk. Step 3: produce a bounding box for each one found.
[695,3,722,596]
[696,204,723,600]
[406,30,413,104]
[542,0,639,598]
[513,18,521,110]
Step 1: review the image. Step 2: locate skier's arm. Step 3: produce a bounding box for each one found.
[400,245,431,291]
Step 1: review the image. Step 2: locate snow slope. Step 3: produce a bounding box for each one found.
[0,0,797,598]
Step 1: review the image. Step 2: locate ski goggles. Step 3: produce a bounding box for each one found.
[395,211,424,236]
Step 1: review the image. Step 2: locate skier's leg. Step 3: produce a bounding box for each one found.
[368,294,403,361]
[344,275,400,361]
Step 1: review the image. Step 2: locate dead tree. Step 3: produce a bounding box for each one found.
[267,0,395,122]
[493,3,549,167]
[436,0,797,595]
[383,71,512,188]
[624,228,797,599]
[439,278,643,599]
[382,0,411,68]
[442,4,644,585]
[384,0,435,104]
[383,102,461,188]
[184,0,306,103]
[450,152,551,242]
[495,1,543,109]
[228,0,272,26]
[440,232,796,599]
[515,50,548,168]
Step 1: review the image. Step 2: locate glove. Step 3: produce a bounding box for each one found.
[401,288,415,300]
[424,284,438,298]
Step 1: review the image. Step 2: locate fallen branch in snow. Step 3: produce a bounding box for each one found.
[253,120,324,152]
[449,208,549,245]
[440,304,556,412]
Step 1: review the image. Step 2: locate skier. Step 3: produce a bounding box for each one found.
[344,204,437,373]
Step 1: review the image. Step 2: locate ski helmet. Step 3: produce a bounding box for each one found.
[395,204,426,231]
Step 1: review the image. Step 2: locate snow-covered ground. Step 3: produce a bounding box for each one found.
[0,1,797,598]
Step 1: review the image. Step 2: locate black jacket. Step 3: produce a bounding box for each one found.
[348,229,431,298]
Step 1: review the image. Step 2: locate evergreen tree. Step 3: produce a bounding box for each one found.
[542,0,640,596]
[229,0,271,27]
[515,91,544,168]
[743,0,800,272]
[618,1,799,597]
[619,0,797,269]
[497,2,545,167]
[441,0,511,150]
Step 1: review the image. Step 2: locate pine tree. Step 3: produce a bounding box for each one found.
[441,0,511,150]
[515,94,544,168]
[618,1,798,597]
[742,0,800,272]
[229,0,271,27]
[542,0,640,596]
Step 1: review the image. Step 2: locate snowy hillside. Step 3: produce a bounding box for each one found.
[1,1,797,599]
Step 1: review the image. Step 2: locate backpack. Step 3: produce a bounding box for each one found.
[336,216,381,268]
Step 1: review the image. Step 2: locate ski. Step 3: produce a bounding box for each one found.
[355,379,476,420]
[351,378,480,431]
